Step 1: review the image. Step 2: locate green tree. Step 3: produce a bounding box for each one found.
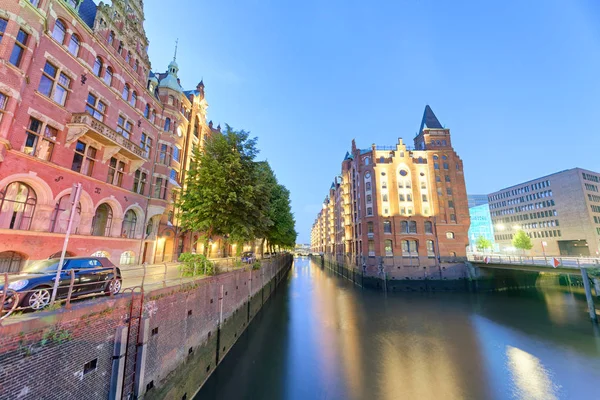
[512,230,533,253]
[178,125,263,255]
[475,236,492,252]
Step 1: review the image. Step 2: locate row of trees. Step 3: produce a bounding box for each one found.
[475,230,533,253]
[178,125,297,256]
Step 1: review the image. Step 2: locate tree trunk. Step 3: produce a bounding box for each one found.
[260,238,266,257]
[203,237,210,257]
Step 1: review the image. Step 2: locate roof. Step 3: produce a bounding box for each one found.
[78,0,97,29]
[419,105,443,133]
[343,151,353,161]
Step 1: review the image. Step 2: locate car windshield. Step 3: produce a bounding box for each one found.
[242,252,253,257]
[21,259,64,274]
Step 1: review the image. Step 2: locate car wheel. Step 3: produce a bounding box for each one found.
[25,287,51,310]
[106,278,122,295]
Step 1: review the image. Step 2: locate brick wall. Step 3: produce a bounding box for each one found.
[0,255,292,400]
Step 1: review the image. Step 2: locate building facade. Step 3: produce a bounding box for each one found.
[467,202,497,252]
[0,0,218,272]
[311,106,470,276]
[488,168,600,257]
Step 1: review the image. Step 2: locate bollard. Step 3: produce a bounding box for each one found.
[581,268,598,323]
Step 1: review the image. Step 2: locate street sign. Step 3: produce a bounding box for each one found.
[552,257,560,268]
[484,256,490,264]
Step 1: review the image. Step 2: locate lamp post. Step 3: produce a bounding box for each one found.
[541,241,548,265]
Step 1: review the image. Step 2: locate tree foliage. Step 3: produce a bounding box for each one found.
[512,230,533,252]
[475,236,492,252]
[178,125,296,255]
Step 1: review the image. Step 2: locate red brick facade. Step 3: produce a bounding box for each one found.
[0,0,218,270]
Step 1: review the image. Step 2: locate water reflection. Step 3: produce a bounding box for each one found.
[197,258,600,400]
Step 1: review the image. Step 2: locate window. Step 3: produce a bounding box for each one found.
[92,204,113,236]
[367,221,373,234]
[50,195,81,233]
[169,169,179,182]
[446,232,455,239]
[422,194,428,202]
[448,200,454,208]
[107,157,125,186]
[52,20,66,43]
[159,144,171,165]
[364,157,370,165]
[0,92,6,124]
[85,93,106,121]
[133,59,138,72]
[68,34,80,56]
[0,19,7,45]
[108,31,114,45]
[140,133,152,158]
[367,240,375,256]
[443,163,449,170]
[366,207,373,216]
[103,66,113,86]
[434,163,439,170]
[401,240,417,257]
[122,84,130,101]
[173,146,181,162]
[117,40,123,54]
[426,240,435,258]
[150,110,156,123]
[383,220,391,234]
[116,116,132,139]
[445,175,450,182]
[168,95,175,105]
[365,182,371,191]
[130,91,137,107]
[408,221,417,234]
[399,194,405,202]
[23,118,56,161]
[0,182,37,230]
[425,221,433,234]
[384,240,393,256]
[153,177,167,199]
[125,51,131,63]
[122,210,137,238]
[382,194,388,202]
[450,214,456,222]
[71,141,97,176]
[120,251,135,265]
[93,57,103,76]
[381,181,387,189]
[366,194,372,203]
[38,62,70,105]
[144,104,150,118]
[133,170,147,194]
[164,118,171,132]
[447,188,452,196]
[10,28,29,67]
[66,0,79,8]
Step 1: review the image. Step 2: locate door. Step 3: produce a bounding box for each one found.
[68,259,103,294]
[56,260,81,298]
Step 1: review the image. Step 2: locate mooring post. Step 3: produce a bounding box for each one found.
[581,268,598,323]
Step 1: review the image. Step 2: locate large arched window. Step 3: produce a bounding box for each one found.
[0,182,37,230]
[150,110,156,123]
[144,104,150,118]
[164,118,171,132]
[384,240,393,256]
[120,251,135,265]
[0,251,26,273]
[122,84,130,101]
[122,209,137,238]
[68,33,80,56]
[50,195,81,233]
[92,203,113,237]
[52,19,66,43]
[93,57,103,76]
[130,91,137,107]
[108,31,115,45]
[104,66,113,86]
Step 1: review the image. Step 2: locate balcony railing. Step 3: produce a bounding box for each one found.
[67,113,148,162]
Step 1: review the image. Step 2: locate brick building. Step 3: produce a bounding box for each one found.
[488,168,600,256]
[0,0,220,272]
[311,106,470,273]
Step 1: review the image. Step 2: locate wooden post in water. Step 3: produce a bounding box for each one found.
[581,268,598,323]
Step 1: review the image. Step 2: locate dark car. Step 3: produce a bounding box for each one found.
[1,257,122,311]
[241,252,256,263]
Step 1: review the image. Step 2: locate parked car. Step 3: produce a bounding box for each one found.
[1,257,122,311]
[263,252,272,259]
[241,252,256,263]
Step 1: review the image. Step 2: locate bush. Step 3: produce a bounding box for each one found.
[179,253,215,276]
[252,260,261,270]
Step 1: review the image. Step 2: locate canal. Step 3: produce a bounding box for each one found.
[197,257,600,399]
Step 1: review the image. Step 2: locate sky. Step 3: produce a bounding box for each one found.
[136,0,600,243]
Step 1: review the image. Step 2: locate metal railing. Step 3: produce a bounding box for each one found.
[0,255,277,324]
[467,253,600,268]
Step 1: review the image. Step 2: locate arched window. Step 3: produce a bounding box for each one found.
[122,209,137,238]
[50,195,81,233]
[92,203,113,237]
[446,232,455,239]
[382,194,388,202]
[91,250,110,258]
[364,157,370,166]
[122,84,130,101]
[0,251,26,273]
[150,110,156,123]
[401,240,418,257]
[379,156,384,163]
[68,34,80,56]
[409,221,417,234]
[120,251,135,265]
[104,66,113,86]
[424,221,433,234]
[168,95,174,105]
[164,117,171,132]
[384,240,393,256]
[401,221,408,233]
[383,220,391,234]
[93,57,103,76]
[108,31,115,45]
[52,19,66,43]
[144,104,150,118]
[426,240,435,257]
[0,182,37,230]
[433,155,439,161]
[133,59,138,72]
[125,51,131,63]
[130,91,137,107]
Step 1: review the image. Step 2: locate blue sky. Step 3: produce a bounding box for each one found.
[141,0,600,243]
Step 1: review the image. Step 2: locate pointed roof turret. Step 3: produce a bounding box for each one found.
[419,105,443,133]
[158,40,182,92]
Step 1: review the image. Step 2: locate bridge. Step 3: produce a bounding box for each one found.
[468,254,599,323]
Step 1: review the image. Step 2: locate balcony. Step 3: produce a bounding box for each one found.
[66,113,148,169]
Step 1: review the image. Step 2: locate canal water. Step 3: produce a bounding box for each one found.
[196,257,600,400]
